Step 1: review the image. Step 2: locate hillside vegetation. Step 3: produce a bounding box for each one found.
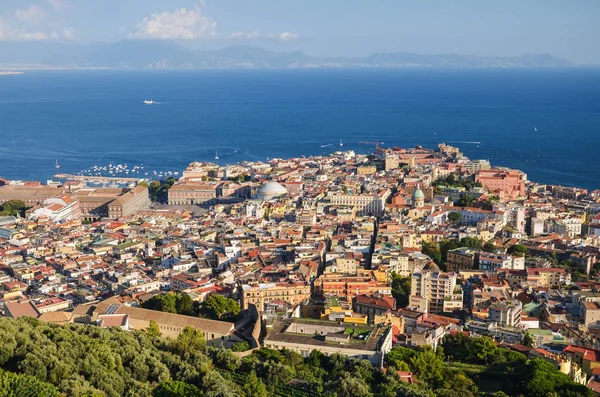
[0,317,590,396]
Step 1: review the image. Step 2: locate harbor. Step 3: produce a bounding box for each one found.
[53,173,143,183]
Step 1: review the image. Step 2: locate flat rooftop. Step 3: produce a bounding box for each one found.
[265,318,387,352]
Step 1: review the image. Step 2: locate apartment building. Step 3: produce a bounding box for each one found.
[488,300,522,327]
[446,247,480,272]
[410,271,459,313]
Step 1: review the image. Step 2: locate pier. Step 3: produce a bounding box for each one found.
[53,173,143,183]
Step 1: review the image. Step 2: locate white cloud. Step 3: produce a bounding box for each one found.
[0,17,73,41]
[43,0,67,10]
[231,30,300,41]
[278,32,299,41]
[62,27,74,39]
[130,7,217,40]
[230,30,260,40]
[15,5,46,23]
[264,32,300,41]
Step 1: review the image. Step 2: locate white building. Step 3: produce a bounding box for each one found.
[410,271,459,313]
[28,196,80,222]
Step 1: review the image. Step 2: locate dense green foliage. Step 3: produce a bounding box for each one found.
[441,333,591,397]
[507,244,527,257]
[448,212,461,224]
[0,317,431,397]
[391,273,411,308]
[143,292,196,316]
[0,317,590,397]
[198,295,241,320]
[142,293,240,321]
[146,178,176,203]
[0,199,27,217]
[0,369,60,397]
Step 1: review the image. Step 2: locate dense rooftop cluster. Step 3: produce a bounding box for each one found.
[2,143,600,394]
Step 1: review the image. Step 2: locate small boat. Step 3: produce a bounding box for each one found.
[55,160,61,169]
[143,100,157,105]
[534,127,538,132]
[340,139,343,147]
[215,151,219,161]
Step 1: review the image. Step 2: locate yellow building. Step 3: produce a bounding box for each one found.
[241,281,311,310]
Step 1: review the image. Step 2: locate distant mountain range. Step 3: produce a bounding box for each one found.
[0,40,575,70]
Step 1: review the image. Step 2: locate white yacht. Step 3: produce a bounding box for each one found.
[143,100,157,105]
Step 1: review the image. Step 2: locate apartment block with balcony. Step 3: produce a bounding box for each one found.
[410,271,459,313]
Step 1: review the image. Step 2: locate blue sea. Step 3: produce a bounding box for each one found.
[0,69,599,190]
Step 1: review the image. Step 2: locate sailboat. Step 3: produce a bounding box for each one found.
[55,159,61,169]
[215,151,219,161]
[340,139,343,147]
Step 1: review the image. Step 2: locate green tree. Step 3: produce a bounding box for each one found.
[408,347,443,388]
[147,320,161,338]
[242,371,267,397]
[523,333,534,348]
[324,372,373,397]
[153,381,202,397]
[484,242,497,253]
[176,294,195,316]
[421,242,442,265]
[391,273,411,308]
[143,294,178,314]
[175,327,206,356]
[459,237,483,250]
[199,295,240,320]
[508,244,527,257]
[0,200,27,217]
[448,212,461,225]
[0,369,60,397]
[230,342,251,352]
[468,336,498,364]
[526,358,592,397]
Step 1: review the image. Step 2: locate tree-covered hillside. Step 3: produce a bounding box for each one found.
[0,317,590,396]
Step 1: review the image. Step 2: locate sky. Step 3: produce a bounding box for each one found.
[0,0,599,64]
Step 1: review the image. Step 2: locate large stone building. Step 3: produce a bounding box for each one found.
[72,297,239,347]
[314,273,392,300]
[168,183,218,205]
[330,189,392,216]
[73,187,128,219]
[241,281,311,310]
[475,169,526,201]
[264,318,393,366]
[0,185,66,206]
[107,185,150,219]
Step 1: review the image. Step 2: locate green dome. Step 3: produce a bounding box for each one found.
[412,187,425,200]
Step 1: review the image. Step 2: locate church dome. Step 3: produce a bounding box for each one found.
[423,261,441,272]
[256,181,288,200]
[412,186,425,200]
